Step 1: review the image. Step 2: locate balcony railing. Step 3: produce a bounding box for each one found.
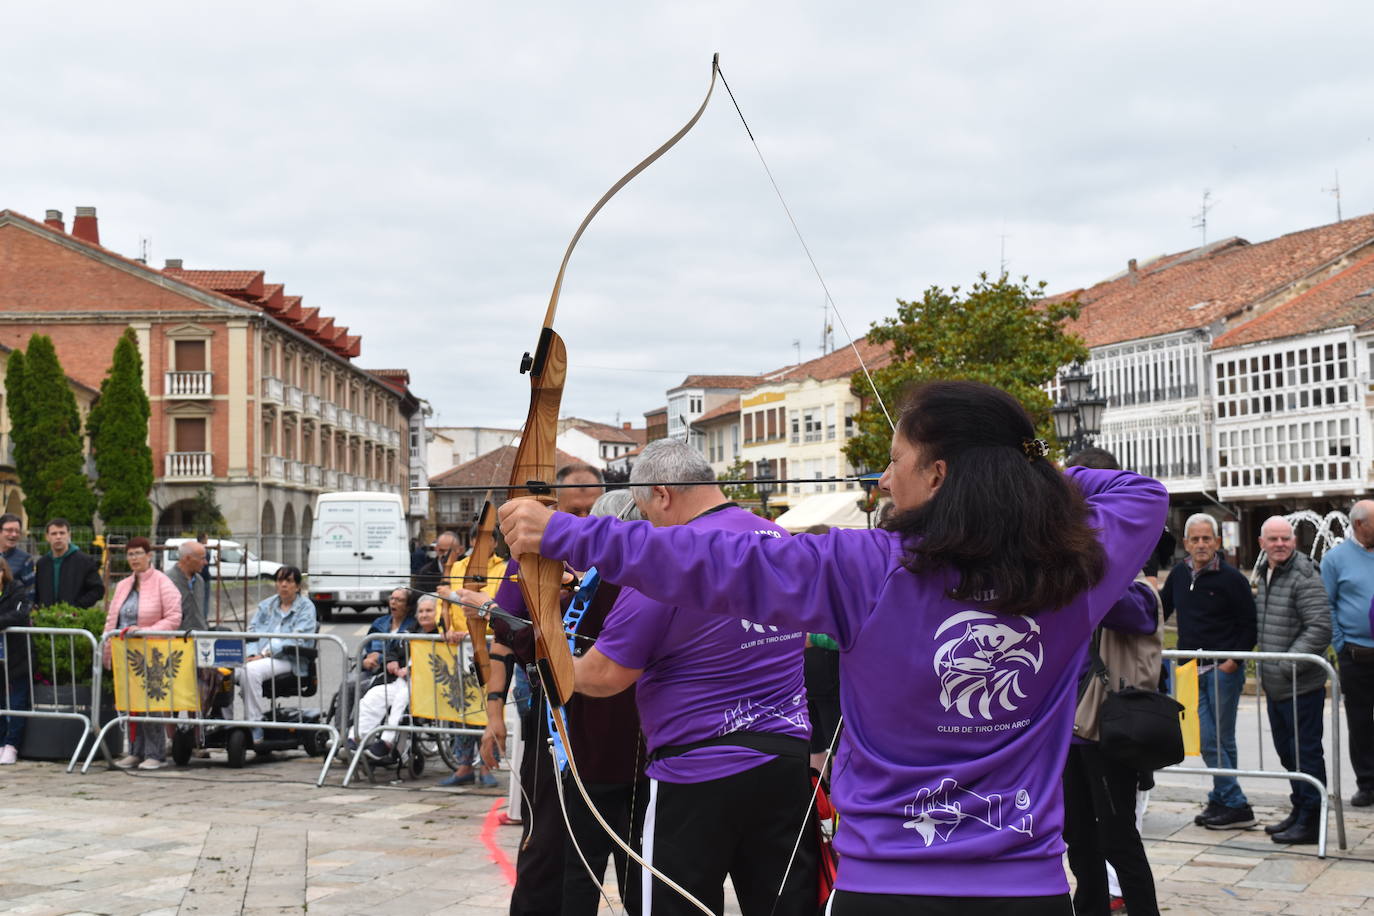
[367,420,380,441]
[304,393,320,417]
[284,385,304,412]
[353,414,367,435]
[287,459,305,484]
[262,376,284,403]
[164,451,212,478]
[324,468,339,489]
[165,371,212,398]
[266,456,285,480]
[388,429,400,448]
[306,464,321,487]
[320,402,337,425]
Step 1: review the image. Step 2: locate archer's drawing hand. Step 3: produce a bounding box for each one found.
[499,498,556,557]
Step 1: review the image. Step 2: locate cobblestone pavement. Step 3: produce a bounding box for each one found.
[1,751,1373,915]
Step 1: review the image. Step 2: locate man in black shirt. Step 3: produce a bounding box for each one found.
[34,519,104,609]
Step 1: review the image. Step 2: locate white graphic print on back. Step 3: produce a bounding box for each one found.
[933,610,1043,720]
[902,777,1034,846]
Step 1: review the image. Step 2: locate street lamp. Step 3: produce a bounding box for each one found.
[1053,362,1107,455]
[755,459,776,517]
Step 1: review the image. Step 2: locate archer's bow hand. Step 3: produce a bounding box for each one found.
[499,498,556,557]
[454,587,494,619]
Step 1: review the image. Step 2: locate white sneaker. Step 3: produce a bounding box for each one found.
[0,745,17,765]
[137,758,165,770]
[114,754,142,768]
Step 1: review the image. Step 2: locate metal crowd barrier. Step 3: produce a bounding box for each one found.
[0,627,103,772]
[80,629,350,786]
[1163,648,1346,856]
[341,631,486,787]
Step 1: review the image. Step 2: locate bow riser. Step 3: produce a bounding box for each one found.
[460,500,497,685]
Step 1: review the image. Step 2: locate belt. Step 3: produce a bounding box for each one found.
[1345,645,1374,664]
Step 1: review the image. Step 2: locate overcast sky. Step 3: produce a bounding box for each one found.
[5,2,1372,428]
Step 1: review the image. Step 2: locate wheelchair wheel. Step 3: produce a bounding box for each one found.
[409,748,425,778]
[171,727,194,767]
[226,728,248,768]
[303,729,328,757]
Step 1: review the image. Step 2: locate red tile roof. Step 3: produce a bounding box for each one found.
[561,417,643,444]
[162,268,265,298]
[1213,251,1374,348]
[429,444,583,487]
[764,337,892,383]
[673,374,763,391]
[1056,214,1374,348]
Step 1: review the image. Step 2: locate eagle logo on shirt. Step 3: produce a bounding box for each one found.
[933,610,1043,720]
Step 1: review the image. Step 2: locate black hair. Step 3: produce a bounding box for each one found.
[0,513,21,530]
[1065,446,1121,471]
[45,518,70,533]
[884,380,1106,616]
[275,565,303,585]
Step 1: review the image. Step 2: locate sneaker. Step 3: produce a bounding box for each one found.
[1194,800,1224,826]
[437,771,476,787]
[0,745,17,765]
[137,758,166,770]
[114,754,142,769]
[364,739,393,762]
[478,771,499,788]
[1202,804,1256,829]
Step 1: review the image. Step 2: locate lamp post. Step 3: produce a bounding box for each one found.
[1052,362,1107,456]
[755,459,776,518]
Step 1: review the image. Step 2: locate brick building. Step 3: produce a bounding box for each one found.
[0,206,415,564]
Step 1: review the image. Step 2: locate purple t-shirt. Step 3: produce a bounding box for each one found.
[543,467,1168,897]
[594,505,809,784]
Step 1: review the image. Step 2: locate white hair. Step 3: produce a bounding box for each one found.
[629,438,714,505]
[591,489,642,521]
[1183,513,1220,539]
[416,594,437,611]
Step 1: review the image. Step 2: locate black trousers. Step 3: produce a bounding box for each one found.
[1061,743,1159,916]
[510,700,566,916]
[562,779,647,916]
[1266,688,1327,813]
[828,891,1071,915]
[1338,647,1374,793]
[634,755,817,915]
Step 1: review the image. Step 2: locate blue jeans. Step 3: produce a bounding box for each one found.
[1,675,29,747]
[1197,665,1248,808]
[1266,689,1326,813]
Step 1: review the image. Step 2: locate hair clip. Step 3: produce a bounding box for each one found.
[1021,438,1049,461]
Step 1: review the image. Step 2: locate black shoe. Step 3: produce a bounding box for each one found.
[1264,809,1299,835]
[1271,815,1319,845]
[1194,801,1224,826]
[1352,789,1374,808]
[364,739,394,762]
[1202,804,1256,829]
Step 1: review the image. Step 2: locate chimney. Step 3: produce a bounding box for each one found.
[43,210,64,232]
[71,206,99,245]
[623,422,632,430]
[164,258,183,270]
[1127,258,1139,285]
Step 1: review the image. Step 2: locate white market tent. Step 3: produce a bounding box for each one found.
[774,491,874,532]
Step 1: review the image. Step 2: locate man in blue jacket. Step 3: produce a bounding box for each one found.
[1162,513,1258,829]
[1321,499,1374,808]
[0,515,34,600]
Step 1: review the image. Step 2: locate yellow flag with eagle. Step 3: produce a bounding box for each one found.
[111,636,201,712]
[409,640,487,726]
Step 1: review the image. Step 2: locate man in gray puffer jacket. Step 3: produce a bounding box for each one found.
[1256,516,1332,845]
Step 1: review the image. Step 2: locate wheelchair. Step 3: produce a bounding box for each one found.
[171,644,329,768]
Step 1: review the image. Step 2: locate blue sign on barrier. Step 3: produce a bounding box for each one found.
[195,638,244,668]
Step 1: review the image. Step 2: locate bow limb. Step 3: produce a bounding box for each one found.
[514,54,720,709]
[459,500,497,685]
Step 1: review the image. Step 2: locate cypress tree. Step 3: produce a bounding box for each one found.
[4,349,34,517]
[22,335,95,529]
[89,329,153,530]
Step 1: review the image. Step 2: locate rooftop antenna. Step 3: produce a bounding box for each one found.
[793,338,802,365]
[819,301,834,355]
[1192,190,1216,245]
[1322,170,1343,222]
[138,236,151,265]
[999,232,1011,277]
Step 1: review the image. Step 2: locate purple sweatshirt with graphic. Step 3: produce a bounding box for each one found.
[542,467,1168,898]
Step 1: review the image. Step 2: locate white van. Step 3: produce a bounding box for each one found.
[160,538,283,580]
[307,492,409,621]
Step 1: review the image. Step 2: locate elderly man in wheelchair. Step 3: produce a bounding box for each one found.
[353,594,452,765]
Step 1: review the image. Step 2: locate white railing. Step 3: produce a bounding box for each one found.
[262,376,284,402]
[306,464,321,487]
[388,428,400,448]
[164,451,211,478]
[321,402,338,426]
[353,414,367,435]
[285,385,304,412]
[324,468,339,489]
[287,459,305,484]
[266,455,285,480]
[337,409,353,433]
[366,420,379,440]
[304,393,320,417]
[164,371,212,397]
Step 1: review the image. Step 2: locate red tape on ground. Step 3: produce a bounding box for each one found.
[482,797,519,886]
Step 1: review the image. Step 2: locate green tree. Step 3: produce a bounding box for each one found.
[88,329,154,529]
[4,349,34,512]
[189,482,229,535]
[19,335,96,529]
[844,273,1088,473]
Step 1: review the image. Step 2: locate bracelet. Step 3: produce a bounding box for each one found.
[486,692,506,703]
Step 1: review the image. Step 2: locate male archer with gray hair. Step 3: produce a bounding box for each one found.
[1161,513,1257,830]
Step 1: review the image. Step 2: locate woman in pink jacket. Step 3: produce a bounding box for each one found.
[103,536,182,770]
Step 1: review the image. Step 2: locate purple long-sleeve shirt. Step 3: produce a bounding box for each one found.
[541,466,1168,898]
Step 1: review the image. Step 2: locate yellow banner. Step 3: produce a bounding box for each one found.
[1174,660,1200,757]
[112,636,201,713]
[441,555,509,632]
[409,640,487,726]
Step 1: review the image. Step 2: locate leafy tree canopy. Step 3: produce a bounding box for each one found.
[843,273,1087,474]
[88,329,154,529]
[15,335,95,529]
